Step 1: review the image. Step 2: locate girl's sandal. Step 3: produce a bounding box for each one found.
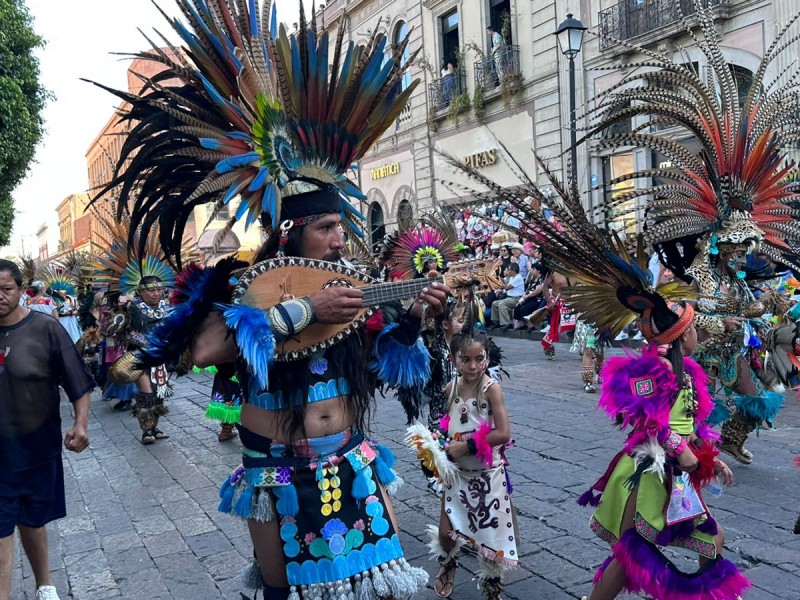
[434,557,458,598]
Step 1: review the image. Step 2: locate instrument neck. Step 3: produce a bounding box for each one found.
[361,275,445,307]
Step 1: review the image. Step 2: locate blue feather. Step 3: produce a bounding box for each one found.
[236,196,251,221]
[217,303,275,391]
[248,0,258,36]
[141,262,236,367]
[338,42,355,85]
[227,131,254,141]
[370,323,432,388]
[290,35,302,101]
[264,184,278,226]
[244,203,260,230]
[270,1,278,38]
[307,30,317,90]
[200,137,223,150]
[217,151,260,173]
[248,166,269,192]
[223,180,245,203]
[605,250,652,286]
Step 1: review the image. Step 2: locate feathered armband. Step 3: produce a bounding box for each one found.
[369,318,431,390]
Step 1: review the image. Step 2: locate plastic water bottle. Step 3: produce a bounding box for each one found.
[706,475,724,498]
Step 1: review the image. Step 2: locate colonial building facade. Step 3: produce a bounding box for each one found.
[321,0,788,247]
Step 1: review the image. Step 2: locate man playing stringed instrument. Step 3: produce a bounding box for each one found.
[88,2,453,598]
[187,187,449,599]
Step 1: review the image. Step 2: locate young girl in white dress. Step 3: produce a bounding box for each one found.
[421,328,517,599]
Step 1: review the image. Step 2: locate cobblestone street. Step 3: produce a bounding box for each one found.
[11,338,800,600]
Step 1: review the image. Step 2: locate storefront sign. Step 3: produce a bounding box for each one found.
[370,163,400,180]
[463,149,497,168]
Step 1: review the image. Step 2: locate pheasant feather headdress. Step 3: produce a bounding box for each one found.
[437,144,696,340]
[582,2,800,277]
[88,0,419,266]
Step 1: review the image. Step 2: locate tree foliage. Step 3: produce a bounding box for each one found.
[0,0,48,246]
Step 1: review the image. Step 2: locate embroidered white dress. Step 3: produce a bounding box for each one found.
[442,377,518,569]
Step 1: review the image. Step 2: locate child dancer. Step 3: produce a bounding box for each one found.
[578,297,748,600]
[570,318,604,393]
[409,328,517,599]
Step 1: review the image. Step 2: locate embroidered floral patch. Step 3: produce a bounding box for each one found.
[630,376,655,397]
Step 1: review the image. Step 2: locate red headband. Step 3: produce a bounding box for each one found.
[638,302,695,345]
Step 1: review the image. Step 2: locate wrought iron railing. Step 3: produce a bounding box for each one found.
[474,45,521,92]
[428,68,467,111]
[396,102,412,128]
[598,0,727,50]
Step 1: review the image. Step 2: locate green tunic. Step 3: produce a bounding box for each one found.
[589,389,717,559]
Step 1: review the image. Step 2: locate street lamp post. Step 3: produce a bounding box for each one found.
[554,13,587,192]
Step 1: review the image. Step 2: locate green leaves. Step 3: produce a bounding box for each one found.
[0,0,49,245]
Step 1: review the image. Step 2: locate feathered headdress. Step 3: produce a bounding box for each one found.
[581,3,800,277]
[91,217,176,295]
[390,207,460,280]
[88,1,419,266]
[437,145,696,341]
[36,263,79,298]
[57,250,92,289]
[17,254,38,287]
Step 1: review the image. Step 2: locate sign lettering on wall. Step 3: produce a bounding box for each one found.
[463,149,497,168]
[370,163,400,180]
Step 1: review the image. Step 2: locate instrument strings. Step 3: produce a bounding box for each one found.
[361,275,446,306]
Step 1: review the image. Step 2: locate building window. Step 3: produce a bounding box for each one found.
[489,0,513,45]
[397,199,414,230]
[394,21,411,91]
[603,153,637,236]
[730,64,753,110]
[441,9,460,69]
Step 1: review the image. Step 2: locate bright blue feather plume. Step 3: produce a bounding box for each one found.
[217,303,275,391]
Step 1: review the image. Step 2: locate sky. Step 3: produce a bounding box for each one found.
[3,0,313,257]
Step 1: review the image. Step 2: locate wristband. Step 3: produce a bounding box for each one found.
[664,431,687,457]
[466,438,478,456]
[267,297,316,338]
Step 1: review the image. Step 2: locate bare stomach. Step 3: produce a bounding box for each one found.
[240,396,354,443]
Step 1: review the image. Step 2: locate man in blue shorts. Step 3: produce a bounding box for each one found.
[0,260,94,600]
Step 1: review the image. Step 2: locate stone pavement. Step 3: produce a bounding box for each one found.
[10,338,800,599]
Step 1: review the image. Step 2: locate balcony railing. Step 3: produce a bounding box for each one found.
[396,102,412,128]
[474,45,521,93]
[428,68,467,111]
[598,0,727,50]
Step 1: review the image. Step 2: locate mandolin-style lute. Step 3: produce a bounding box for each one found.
[231,257,499,361]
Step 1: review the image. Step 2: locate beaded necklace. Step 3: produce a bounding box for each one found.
[681,373,698,419]
[133,299,168,320]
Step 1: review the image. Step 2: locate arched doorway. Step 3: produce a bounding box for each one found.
[368,201,385,253]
